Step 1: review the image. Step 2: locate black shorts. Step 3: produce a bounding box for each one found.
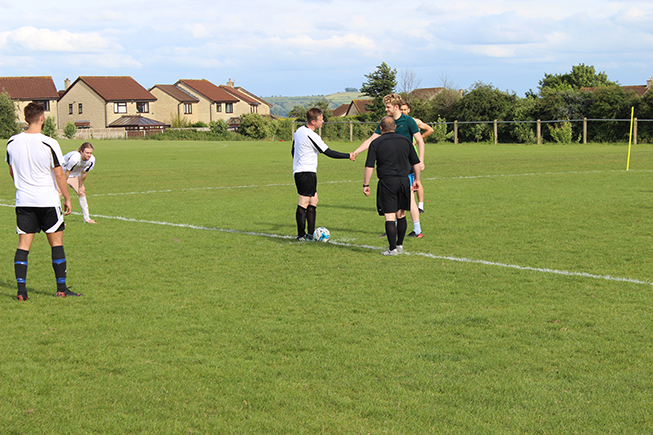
[294,172,317,197]
[16,206,65,234]
[376,177,411,216]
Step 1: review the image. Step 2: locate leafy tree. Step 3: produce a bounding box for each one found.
[42,116,57,138]
[450,82,518,142]
[63,121,77,139]
[0,91,19,139]
[360,62,397,120]
[238,113,273,140]
[209,119,228,136]
[586,85,638,142]
[286,98,332,122]
[539,63,616,94]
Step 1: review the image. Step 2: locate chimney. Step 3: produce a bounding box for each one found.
[648,76,653,89]
[64,78,71,89]
[227,78,234,88]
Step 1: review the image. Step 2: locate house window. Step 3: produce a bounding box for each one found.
[35,100,50,111]
[184,103,192,114]
[216,103,222,113]
[250,104,258,113]
[78,103,83,114]
[137,102,149,113]
[69,104,73,115]
[226,103,233,113]
[114,102,127,114]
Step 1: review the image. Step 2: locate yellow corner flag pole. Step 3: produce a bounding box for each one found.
[627,106,634,171]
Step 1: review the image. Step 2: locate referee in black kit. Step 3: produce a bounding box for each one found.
[362,116,422,256]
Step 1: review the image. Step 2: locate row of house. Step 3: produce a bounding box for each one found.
[0,76,273,132]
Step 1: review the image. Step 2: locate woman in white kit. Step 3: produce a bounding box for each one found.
[63,142,97,223]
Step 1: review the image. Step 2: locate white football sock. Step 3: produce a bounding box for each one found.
[79,196,90,221]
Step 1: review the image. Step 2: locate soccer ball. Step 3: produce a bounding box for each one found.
[313,227,330,242]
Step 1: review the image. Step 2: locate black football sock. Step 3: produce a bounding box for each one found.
[15,249,29,295]
[306,205,317,237]
[51,245,67,292]
[397,216,407,246]
[386,220,397,251]
[296,205,307,237]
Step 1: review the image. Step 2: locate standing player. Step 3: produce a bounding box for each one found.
[5,103,82,300]
[292,107,354,241]
[63,142,97,223]
[400,101,432,214]
[363,116,421,255]
[353,93,425,238]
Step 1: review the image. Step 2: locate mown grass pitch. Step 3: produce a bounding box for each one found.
[1,139,652,434]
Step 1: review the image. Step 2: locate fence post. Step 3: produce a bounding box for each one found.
[350,120,353,142]
[537,119,541,145]
[634,118,638,146]
[494,119,498,144]
[583,118,587,144]
[454,121,458,144]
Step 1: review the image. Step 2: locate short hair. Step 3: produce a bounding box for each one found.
[78,142,94,153]
[383,93,403,108]
[307,107,323,123]
[24,102,44,125]
[380,116,396,133]
[401,101,411,110]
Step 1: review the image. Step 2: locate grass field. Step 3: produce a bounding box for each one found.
[1,139,652,434]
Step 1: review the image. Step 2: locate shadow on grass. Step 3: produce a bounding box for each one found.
[0,278,56,300]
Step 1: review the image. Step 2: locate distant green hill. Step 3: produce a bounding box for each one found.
[263,92,369,117]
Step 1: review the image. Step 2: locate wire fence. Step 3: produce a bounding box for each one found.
[298,118,653,144]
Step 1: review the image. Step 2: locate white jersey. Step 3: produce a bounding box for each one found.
[5,132,64,207]
[292,125,329,174]
[63,151,95,177]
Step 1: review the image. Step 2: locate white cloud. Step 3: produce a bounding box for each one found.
[6,26,116,53]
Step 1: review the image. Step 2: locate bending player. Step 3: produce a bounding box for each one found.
[63,142,96,223]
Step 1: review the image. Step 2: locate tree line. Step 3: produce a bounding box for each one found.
[354,62,653,144]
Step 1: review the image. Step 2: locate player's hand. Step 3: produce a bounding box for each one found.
[363,186,371,196]
[411,181,421,193]
[349,152,357,161]
[63,199,72,215]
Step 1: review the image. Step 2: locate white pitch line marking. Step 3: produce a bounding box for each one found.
[83,169,653,197]
[81,209,653,287]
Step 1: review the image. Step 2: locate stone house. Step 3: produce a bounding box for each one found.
[149,85,200,125]
[0,76,59,126]
[58,76,157,129]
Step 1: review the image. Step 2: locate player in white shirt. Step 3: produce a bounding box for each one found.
[63,142,96,223]
[292,107,355,240]
[5,102,81,300]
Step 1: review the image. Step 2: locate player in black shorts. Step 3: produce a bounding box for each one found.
[363,116,422,255]
[5,103,81,300]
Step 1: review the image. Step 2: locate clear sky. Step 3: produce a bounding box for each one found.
[1,0,651,97]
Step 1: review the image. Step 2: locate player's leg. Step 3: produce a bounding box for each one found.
[15,233,35,301]
[396,209,407,253]
[296,195,309,239]
[15,208,38,301]
[384,212,398,254]
[408,180,422,238]
[306,194,319,240]
[68,176,95,223]
[417,184,425,213]
[44,208,81,297]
